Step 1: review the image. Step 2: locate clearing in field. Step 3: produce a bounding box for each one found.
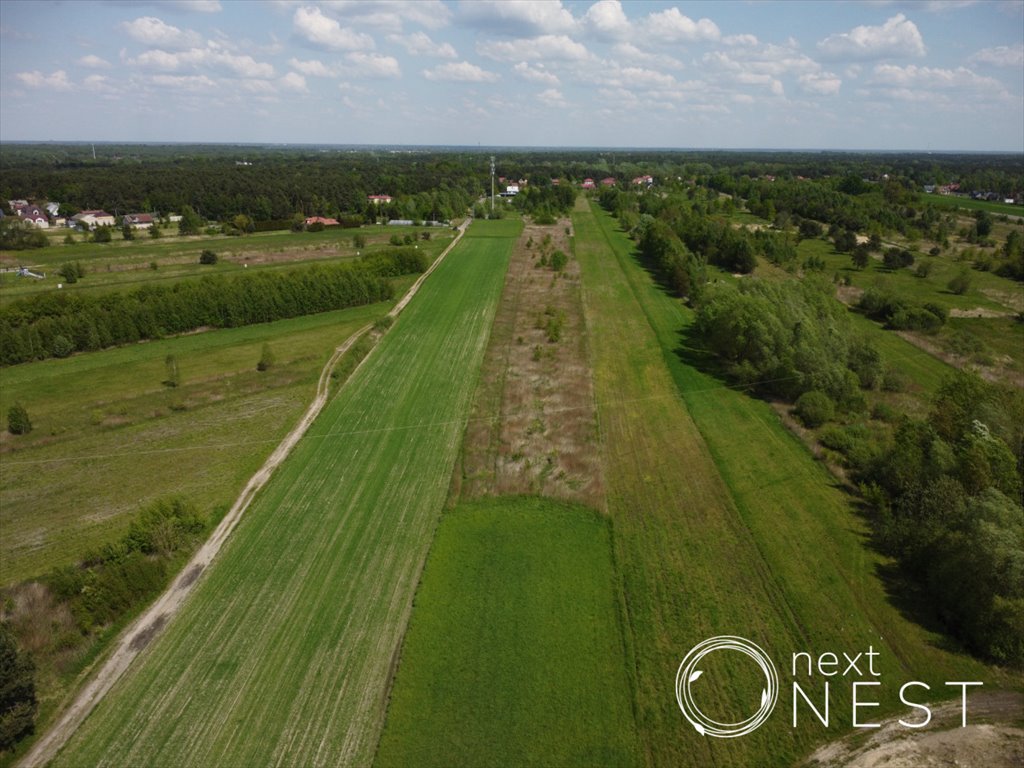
[573,199,1003,767]
[374,496,640,768]
[51,221,517,767]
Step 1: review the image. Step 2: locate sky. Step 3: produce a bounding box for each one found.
[1,0,1022,151]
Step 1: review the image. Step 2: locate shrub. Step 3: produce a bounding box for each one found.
[51,334,74,358]
[353,234,366,249]
[550,250,568,272]
[0,624,37,750]
[948,269,971,295]
[58,262,83,283]
[199,249,218,265]
[7,403,32,435]
[794,391,835,428]
[257,343,274,372]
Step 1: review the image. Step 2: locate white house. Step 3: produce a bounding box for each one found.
[123,213,155,229]
[13,204,49,228]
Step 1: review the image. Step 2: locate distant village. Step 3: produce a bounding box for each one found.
[3,200,181,231]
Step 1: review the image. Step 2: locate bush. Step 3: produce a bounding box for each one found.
[256,343,274,372]
[948,269,971,295]
[199,249,218,265]
[353,234,366,249]
[91,226,112,243]
[58,262,83,283]
[794,391,835,428]
[51,334,74,358]
[7,403,32,435]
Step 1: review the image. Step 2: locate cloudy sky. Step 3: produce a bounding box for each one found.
[1,0,1022,150]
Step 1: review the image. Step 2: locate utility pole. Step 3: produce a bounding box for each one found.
[490,155,495,215]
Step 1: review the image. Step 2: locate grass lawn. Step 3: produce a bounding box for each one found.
[55,220,518,768]
[375,496,640,768]
[920,193,1024,218]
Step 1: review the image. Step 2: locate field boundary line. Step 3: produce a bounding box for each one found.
[18,219,471,768]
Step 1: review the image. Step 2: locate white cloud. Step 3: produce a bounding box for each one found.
[387,31,457,58]
[538,88,566,107]
[293,6,374,51]
[817,14,926,59]
[150,73,217,91]
[423,61,499,82]
[82,74,113,91]
[482,34,589,62]
[799,72,841,95]
[869,63,1003,91]
[121,16,202,49]
[643,8,720,43]
[287,57,333,76]
[14,70,72,90]
[724,34,759,47]
[279,71,309,92]
[459,0,578,36]
[583,0,630,39]
[78,54,112,69]
[969,44,1024,68]
[320,0,451,31]
[512,61,559,86]
[344,52,401,78]
[610,42,683,69]
[131,45,275,78]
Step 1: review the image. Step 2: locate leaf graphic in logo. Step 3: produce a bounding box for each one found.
[689,670,703,683]
[692,721,705,736]
[761,689,768,707]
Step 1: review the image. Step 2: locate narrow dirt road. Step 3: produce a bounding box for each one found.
[19,221,469,768]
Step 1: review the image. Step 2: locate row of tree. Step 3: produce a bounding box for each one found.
[0,248,427,366]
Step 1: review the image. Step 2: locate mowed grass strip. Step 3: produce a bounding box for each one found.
[0,296,408,586]
[374,496,641,768]
[54,224,517,768]
[580,201,1005,766]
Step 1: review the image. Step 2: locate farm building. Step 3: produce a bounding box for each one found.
[73,210,116,229]
[123,213,155,229]
[601,177,617,187]
[305,216,339,226]
[368,194,393,205]
[581,178,596,190]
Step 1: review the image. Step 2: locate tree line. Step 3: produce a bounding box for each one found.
[0,248,427,366]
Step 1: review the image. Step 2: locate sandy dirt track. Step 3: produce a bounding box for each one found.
[17,221,468,768]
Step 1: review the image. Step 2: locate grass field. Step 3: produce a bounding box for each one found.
[920,193,1024,218]
[374,496,640,768]
[574,199,1003,767]
[53,219,517,767]
[0,288,414,586]
[0,224,454,301]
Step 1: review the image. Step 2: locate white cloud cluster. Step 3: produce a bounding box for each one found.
[343,52,401,79]
[287,57,333,77]
[512,61,559,86]
[14,69,72,90]
[423,61,499,82]
[122,16,202,49]
[293,6,374,51]
[817,14,926,60]
[460,0,578,36]
[482,34,590,62]
[133,44,276,79]
[387,31,457,58]
[643,7,720,43]
[78,54,112,69]
[969,44,1024,68]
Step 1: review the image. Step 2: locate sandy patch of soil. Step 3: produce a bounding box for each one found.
[948,306,1015,318]
[457,217,603,507]
[804,691,1024,768]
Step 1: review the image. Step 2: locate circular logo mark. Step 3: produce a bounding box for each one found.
[675,635,779,738]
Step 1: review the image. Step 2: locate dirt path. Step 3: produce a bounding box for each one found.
[803,691,1024,768]
[18,221,469,768]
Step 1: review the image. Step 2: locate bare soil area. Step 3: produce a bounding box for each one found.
[455,218,603,507]
[804,691,1024,768]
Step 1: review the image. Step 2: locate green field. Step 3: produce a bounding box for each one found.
[0,290,413,586]
[574,200,1002,767]
[375,496,640,768]
[0,224,454,301]
[54,220,517,767]
[921,193,1024,218]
